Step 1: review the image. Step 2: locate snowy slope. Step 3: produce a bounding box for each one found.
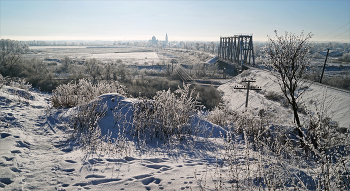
[219,68,350,128]
[1,68,349,190]
[0,86,230,190]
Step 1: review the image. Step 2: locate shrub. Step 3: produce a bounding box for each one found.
[338,53,350,62]
[0,74,9,88]
[322,75,350,91]
[209,103,349,190]
[125,77,221,110]
[124,77,182,99]
[6,78,34,102]
[207,103,237,129]
[133,84,200,141]
[51,79,125,108]
[70,99,108,153]
[193,85,221,110]
[264,91,284,102]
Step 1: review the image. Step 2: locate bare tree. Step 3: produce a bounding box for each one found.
[85,58,102,83]
[0,39,24,77]
[60,56,72,73]
[195,43,200,50]
[103,63,114,80]
[264,30,313,147]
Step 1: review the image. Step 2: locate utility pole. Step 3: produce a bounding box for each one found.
[319,49,329,83]
[234,79,262,107]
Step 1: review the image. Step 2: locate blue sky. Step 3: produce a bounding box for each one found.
[1,0,349,42]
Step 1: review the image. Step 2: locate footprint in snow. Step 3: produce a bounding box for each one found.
[15,140,30,148]
[10,167,21,172]
[124,156,136,161]
[133,174,152,180]
[0,178,13,185]
[10,150,21,154]
[2,156,14,161]
[145,164,172,171]
[88,158,104,164]
[144,158,169,163]
[65,159,77,163]
[106,158,127,163]
[141,177,162,185]
[61,148,72,153]
[72,178,121,186]
[0,132,11,138]
[61,168,75,172]
[85,174,106,179]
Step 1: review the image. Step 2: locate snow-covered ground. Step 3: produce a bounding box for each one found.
[0,85,228,190]
[0,68,349,190]
[24,46,161,64]
[219,68,350,128]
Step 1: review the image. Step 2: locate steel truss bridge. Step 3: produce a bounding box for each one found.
[218,35,255,68]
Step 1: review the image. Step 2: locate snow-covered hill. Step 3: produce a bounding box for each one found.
[0,68,349,190]
[0,85,228,190]
[219,68,350,128]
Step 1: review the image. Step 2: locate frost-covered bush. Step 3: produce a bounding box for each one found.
[193,85,221,110]
[208,108,349,190]
[133,84,200,141]
[208,98,350,190]
[70,99,107,153]
[0,74,8,88]
[51,79,125,108]
[6,78,34,101]
[125,78,221,110]
[9,78,32,91]
[339,52,350,62]
[207,103,237,129]
[264,90,284,102]
[125,78,182,99]
[264,90,290,107]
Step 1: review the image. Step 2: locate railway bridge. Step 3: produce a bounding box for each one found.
[218,35,255,69]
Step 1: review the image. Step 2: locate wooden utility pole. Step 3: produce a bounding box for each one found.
[234,79,261,107]
[319,49,330,83]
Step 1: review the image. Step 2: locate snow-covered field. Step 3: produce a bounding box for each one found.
[0,68,349,190]
[24,46,160,64]
[85,52,159,64]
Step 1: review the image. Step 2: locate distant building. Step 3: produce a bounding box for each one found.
[150,36,158,45]
[165,33,168,45]
[149,34,169,46]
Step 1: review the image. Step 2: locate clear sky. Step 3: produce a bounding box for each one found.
[1,0,349,42]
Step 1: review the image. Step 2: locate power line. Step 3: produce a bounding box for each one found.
[326,29,350,42]
[314,22,350,42]
[337,34,350,43]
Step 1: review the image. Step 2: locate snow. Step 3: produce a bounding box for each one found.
[219,68,350,128]
[23,47,161,65]
[86,52,160,64]
[0,67,349,190]
[0,85,227,190]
